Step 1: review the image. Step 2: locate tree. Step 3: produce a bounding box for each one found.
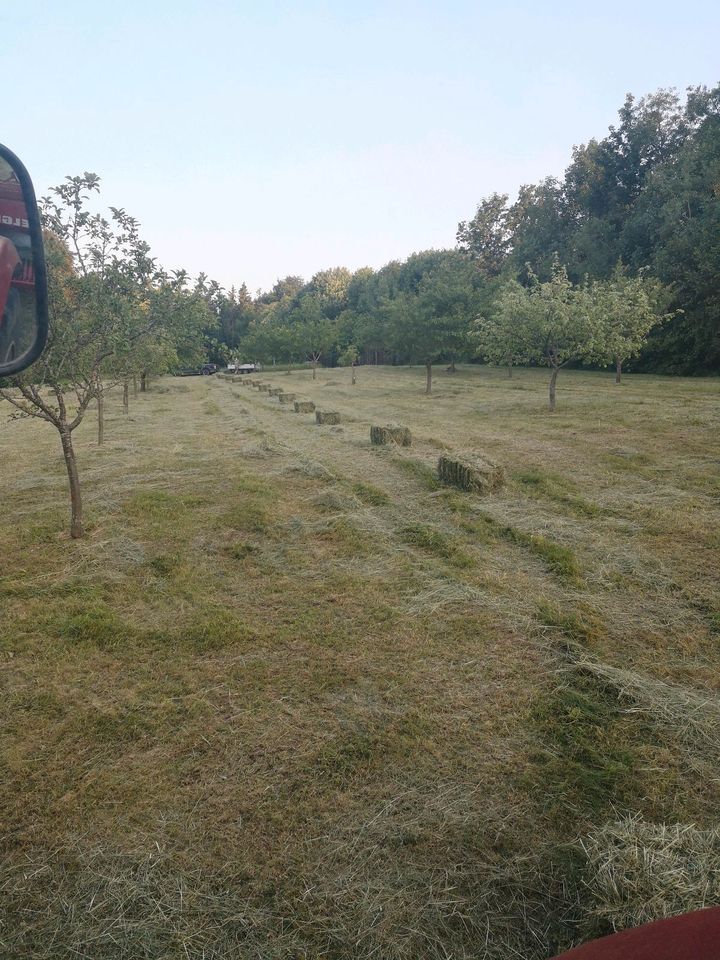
[484,258,599,411]
[338,344,359,384]
[473,279,531,378]
[457,193,512,276]
[589,265,671,382]
[387,251,478,394]
[0,174,210,538]
[291,296,337,378]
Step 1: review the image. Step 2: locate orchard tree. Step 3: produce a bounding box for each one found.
[473,279,531,378]
[291,297,337,378]
[590,265,671,382]
[338,344,359,384]
[0,174,209,538]
[485,258,599,411]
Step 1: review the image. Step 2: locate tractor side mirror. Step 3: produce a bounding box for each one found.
[0,144,48,376]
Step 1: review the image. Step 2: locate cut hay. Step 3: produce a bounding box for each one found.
[437,454,504,494]
[278,393,296,403]
[316,411,341,425]
[581,815,720,931]
[370,424,412,447]
[268,388,283,397]
[294,401,315,413]
[572,656,720,751]
[257,384,269,392]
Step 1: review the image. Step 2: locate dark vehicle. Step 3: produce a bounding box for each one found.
[175,363,219,376]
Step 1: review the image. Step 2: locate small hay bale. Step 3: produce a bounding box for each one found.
[258,384,269,392]
[268,387,283,396]
[231,376,243,383]
[437,453,504,494]
[278,393,296,403]
[294,401,315,413]
[370,424,412,447]
[315,411,341,425]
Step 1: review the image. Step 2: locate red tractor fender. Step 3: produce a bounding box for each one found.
[0,235,21,320]
[552,907,720,960]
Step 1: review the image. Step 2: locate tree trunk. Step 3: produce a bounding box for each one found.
[448,360,456,373]
[59,426,84,539]
[615,356,622,384]
[507,359,513,379]
[425,361,432,396]
[133,374,138,398]
[97,384,104,445]
[312,359,317,380]
[140,371,147,392]
[549,367,559,412]
[351,362,356,385]
[123,380,129,414]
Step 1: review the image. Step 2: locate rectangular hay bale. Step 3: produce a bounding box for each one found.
[370,424,412,447]
[278,393,296,402]
[315,410,341,425]
[294,401,315,413]
[437,454,504,494]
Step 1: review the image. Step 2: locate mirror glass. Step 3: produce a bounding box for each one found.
[0,147,48,376]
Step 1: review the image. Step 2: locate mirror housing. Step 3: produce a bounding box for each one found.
[0,143,48,376]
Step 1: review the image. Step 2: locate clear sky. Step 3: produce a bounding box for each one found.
[4,1,719,294]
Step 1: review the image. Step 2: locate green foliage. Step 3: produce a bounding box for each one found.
[467,85,720,374]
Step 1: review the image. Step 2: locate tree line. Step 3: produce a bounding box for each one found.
[213,83,718,380]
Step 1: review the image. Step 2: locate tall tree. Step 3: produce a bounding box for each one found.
[457,193,513,276]
[387,251,478,394]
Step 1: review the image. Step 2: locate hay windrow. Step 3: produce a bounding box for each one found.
[316,411,341,425]
[438,453,504,494]
[370,424,412,447]
[581,816,720,931]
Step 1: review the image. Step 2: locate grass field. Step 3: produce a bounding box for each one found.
[1,364,719,958]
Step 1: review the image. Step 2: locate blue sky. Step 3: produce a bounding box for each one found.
[4,1,719,293]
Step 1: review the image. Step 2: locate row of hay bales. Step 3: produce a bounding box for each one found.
[220,375,504,496]
[224,374,339,423]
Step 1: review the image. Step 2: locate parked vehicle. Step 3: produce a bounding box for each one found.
[227,362,257,374]
[175,363,218,376]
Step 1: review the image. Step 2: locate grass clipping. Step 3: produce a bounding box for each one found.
[370,424,412,447]
[316,411,341,425]
[581,815,720,931]
[438,453,504,494]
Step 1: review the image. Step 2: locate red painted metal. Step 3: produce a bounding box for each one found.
[552,907,720,960]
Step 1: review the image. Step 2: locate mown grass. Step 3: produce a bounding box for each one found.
[1,367,718,959]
